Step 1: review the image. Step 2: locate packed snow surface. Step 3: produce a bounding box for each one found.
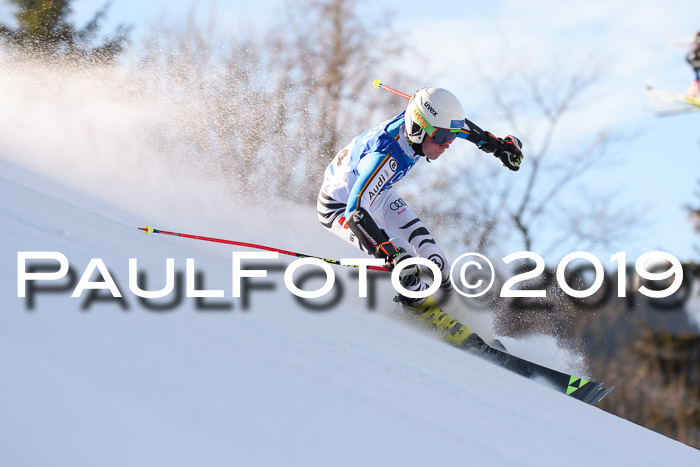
[2,158,699,466]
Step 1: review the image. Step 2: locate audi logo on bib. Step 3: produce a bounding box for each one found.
[390,198,406,211]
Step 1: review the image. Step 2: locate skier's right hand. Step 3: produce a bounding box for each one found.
[376,241,421,288]
[375,240,403,267]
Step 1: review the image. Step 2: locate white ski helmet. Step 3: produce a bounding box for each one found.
[405,87,464,145]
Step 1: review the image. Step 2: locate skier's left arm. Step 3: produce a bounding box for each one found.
[457,118,523,171]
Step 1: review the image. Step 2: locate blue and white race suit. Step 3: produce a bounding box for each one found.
[317,111,450,289]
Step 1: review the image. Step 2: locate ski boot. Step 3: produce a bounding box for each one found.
[395,294,487,351]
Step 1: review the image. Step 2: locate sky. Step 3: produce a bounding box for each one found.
[2,0,699,263]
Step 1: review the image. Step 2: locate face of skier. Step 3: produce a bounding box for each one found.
[423,134,452,160]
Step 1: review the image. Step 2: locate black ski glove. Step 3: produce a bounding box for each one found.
[462,119,523,171]
[376,241,421,289]
[497,135,523,171]
[482,133,523,171]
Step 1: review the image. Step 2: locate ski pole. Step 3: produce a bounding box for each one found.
[137,226,389,271]
[373,80,411,100]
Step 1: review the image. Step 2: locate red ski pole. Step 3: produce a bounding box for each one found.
[138,226,389,271]
[373,80,411,100]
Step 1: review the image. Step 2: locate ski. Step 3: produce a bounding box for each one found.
[645,85,700,116]
[406,298,613,405]
[588,385,615,404]
[466,342,614,405]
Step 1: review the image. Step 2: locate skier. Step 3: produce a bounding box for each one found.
[317,86,523,349]
[685,31,700,98]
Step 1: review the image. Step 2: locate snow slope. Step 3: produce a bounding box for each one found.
[2,160,699,467]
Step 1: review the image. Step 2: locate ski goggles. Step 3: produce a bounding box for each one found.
[412,107,461,146]
[427,127,460,147]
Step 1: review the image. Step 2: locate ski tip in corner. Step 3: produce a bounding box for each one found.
[588,385,615,405]
[566,377,615,405]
